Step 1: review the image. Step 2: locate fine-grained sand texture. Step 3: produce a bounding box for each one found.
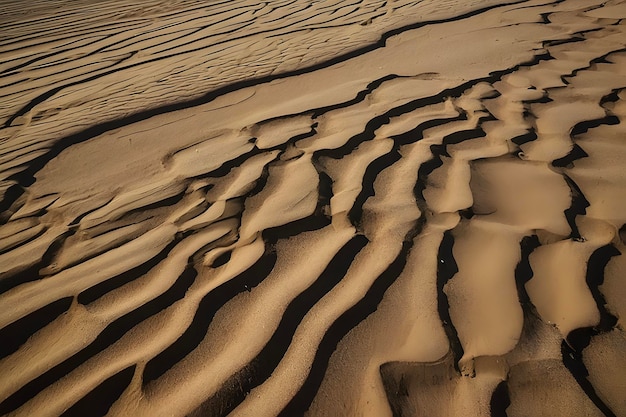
[1,1,626,416]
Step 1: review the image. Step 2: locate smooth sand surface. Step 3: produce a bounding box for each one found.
[1,0,625,416]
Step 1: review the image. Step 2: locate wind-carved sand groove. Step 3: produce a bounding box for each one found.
[1,0,626,416]
[0,0,509,204]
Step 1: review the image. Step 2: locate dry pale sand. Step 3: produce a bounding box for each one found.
[1,0,626,416]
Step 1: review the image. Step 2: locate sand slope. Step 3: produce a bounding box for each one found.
[1,0,626,416]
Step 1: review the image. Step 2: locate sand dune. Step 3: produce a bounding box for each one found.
[1,0,625,416]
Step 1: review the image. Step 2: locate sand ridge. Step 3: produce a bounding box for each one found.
[1,0,626,416]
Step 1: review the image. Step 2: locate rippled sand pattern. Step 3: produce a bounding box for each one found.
[1,0,626,416]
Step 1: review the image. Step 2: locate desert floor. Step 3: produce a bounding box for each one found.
[1,0,626,416]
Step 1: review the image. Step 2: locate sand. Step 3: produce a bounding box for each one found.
[1,0,625,416]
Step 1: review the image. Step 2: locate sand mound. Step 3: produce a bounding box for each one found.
[1,0,625,416]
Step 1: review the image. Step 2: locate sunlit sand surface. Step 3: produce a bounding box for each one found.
[1,1,625,416]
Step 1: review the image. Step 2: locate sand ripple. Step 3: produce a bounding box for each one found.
[1,0,626,416]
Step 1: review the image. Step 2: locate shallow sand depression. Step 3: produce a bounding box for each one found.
[1,0,626,416]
